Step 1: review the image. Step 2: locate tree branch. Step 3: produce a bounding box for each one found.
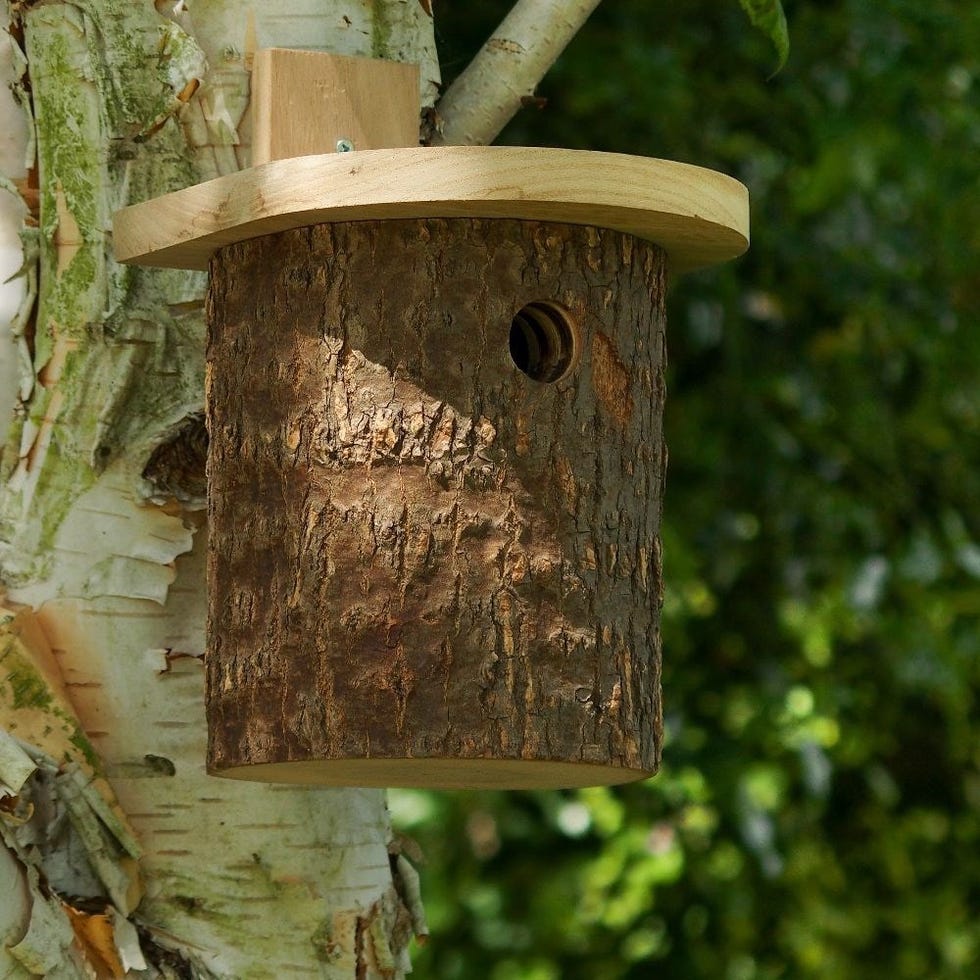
[432,0,601,146]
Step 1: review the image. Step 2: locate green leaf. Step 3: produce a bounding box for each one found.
[739,0,790,71]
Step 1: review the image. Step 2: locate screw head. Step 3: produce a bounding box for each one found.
[336,138,355,153]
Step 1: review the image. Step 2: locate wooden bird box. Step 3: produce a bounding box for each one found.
[113,50,749,789]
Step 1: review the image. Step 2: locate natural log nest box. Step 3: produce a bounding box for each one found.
[114,50,749,789]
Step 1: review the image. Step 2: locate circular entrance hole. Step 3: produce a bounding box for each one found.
[508,302,578,383]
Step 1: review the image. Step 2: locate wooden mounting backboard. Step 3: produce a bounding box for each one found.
[251,48,420,163]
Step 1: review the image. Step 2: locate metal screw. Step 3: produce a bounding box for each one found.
[336,138,355,153]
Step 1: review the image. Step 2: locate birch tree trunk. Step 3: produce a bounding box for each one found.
[0,2,438,976]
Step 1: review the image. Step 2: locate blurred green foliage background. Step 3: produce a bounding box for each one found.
[390,1,980,976]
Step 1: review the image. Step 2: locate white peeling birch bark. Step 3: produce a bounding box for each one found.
[0,1,439,977]
[0,2,29,457]
[432,0,601,145]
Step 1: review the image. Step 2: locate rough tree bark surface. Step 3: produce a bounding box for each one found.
[206,218,667,789]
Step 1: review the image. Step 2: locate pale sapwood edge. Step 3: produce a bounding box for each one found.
[431,0,601,146]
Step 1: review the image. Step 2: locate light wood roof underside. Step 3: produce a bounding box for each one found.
[113,146,749,274]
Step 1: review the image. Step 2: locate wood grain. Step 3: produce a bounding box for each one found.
[113,147,749,274]
[251,49,420,164]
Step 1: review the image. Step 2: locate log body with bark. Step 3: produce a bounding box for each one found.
[206,217,667,788]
